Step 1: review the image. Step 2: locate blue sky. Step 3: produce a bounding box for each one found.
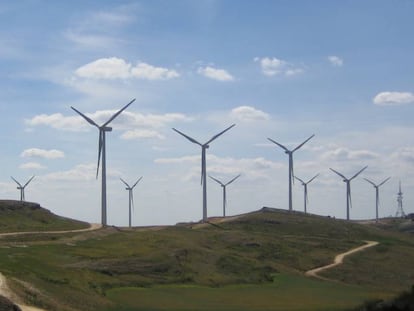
[0,0,413,225]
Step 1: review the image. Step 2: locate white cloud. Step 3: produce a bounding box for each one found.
[21,148,65,159]
[197,66,234,81]
[43,164,96,182]
[121,129,165,140]
[328,56,344,67]
[373,92,414,106]
[322,147,379,161]
[25,113,86,131]
[131,63,180,80]
[19,162,46,170]
[391,146,414,164]
[26,111,192,132]
[254,57,304,77]
[230,106,270,122]
[65,30,118,50]
[75,57,179,80]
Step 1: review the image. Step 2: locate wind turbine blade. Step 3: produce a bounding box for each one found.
[10,176,22,187]
[350,166,368,180]
[172,128,202,146]
[294,176,305,184]
[23,175,35,187]
[292,134,315,152]
[102,98,136,127]
[225,174,241,186]
[71,107,100,128]
[329,168,347,180]
[120,178,130,188]
[209,175,224,186]
[363,178,376,187]
[201,149,206,185]
[305,186,309,204]
[132,176,143,189]
[205,124,236,145]
[378,177,391,187]
[96,131,103,179]
[267,138,289,152]
[308,173,319,184]
[131,191,134,212]
[348,185,352,209]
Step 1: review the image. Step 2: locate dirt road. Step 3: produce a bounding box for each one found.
[0,223,102,311]
[305,240,379,281]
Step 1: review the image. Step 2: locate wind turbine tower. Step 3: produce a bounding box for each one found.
[294,174,319,214]
[173,124,236,222]
[11,176,35,201]
[120,177,143,227]
[71,99,135,226]
[267,134,314,211]
[395,181,406,218]
[209,174,241,217]
[330,166,368,220]
[364,177,390,222]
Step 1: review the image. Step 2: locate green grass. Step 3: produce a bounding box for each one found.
[105,274,393,311]
[0,200,89,232]
[0,206,412,310]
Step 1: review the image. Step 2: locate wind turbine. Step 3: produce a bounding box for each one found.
[71,99,135,226]
[172,124,236,222]
[209,174,241,217]
[330,166,368,220]
[364,177,390,222]
[294,174,319,214]
[11,176,35,201]
[120,177,143,228]
[267,134,315,211]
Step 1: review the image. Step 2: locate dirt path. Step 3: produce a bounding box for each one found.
[0,223,102,311]
[305,240,379,281]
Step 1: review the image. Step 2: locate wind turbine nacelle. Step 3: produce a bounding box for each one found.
[102,126,113,132]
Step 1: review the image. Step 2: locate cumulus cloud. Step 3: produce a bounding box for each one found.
[19,162,46,170]
[328,56,344,67]
[322,147,379,161]
[21,148,65,159]
[121,129,165,140]
[391,147,414,163]
[197,66,234,81]
[254,57,304,77]
[230,106,270,122]
[75,57,179,80]
[25,111,192,135]
[373,92,414,106]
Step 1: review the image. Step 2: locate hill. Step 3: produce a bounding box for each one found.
[0,200,89,233]
[0,207,412,311]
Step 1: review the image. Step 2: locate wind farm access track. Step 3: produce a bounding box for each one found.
[305,240,379,281]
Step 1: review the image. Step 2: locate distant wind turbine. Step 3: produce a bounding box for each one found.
[364,177,390,222]
[267,134,315,211]
[71,99,135,226]
[209,174,241,217]
[294,174,319,214]
[330,166,368,220]
[11,176,35,201]
[120,177,143,228]
[172,124,236,222]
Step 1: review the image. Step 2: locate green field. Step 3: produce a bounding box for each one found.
[0,202,412,311]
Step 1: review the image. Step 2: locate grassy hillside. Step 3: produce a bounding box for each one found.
[0,207,412,311]
[0,200,89,232]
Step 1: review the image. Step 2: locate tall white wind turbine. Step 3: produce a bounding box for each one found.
[294,174,319,214]
[71,99,135,226]
[120,177,143,228]
[209,174,241,217]
[11,176,35,201]
[330,166,368,220]
[267,134,314,211]
[172,124,236,222]
[364,177,390,222]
